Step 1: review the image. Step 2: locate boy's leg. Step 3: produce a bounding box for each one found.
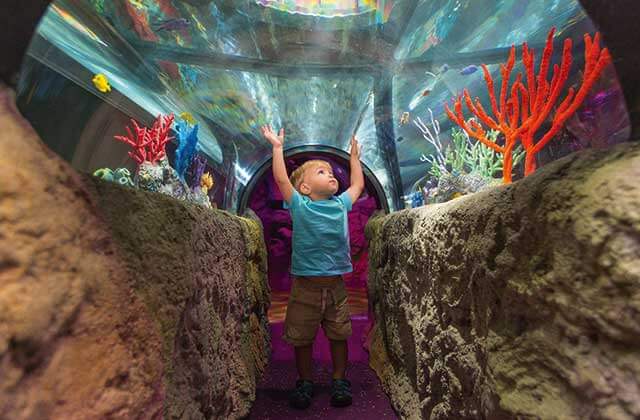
[329,339,348,379]
[283,276,323,409]
[294,344,314,381]
[322,278,353,407]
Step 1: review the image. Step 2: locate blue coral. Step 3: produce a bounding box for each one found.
[174,121,200,180]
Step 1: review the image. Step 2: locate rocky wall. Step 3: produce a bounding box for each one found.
[0,86,270,419]
[367,142,640,419]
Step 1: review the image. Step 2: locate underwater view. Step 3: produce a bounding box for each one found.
[3,0,639,418]
[17,0,630,213]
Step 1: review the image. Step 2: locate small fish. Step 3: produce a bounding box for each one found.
[179,112,196,125]
[154,18,190,32]
[396,136,405,143]
[439,63,449,74]
[422,90,431,97]
[459,65,479,75]
[400,112,410,125]
[92,73,111,93]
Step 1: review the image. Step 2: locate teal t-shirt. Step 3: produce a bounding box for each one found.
[285,189,353,276]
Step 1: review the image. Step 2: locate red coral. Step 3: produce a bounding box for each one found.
[445,27,612,183]
[114,114,175,164]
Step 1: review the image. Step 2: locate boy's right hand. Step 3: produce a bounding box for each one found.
[261,125,285,148]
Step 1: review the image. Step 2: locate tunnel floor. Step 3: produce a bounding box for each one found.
[248,288,398,419]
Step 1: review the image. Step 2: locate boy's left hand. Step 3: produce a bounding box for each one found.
[350,136,361,160]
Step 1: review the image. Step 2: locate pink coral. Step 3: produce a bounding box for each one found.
[114,114,175,164]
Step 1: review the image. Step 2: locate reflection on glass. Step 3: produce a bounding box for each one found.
[18,0,632,212]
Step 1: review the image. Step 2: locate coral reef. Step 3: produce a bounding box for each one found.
[110,115,212,208]
[367,141,640,419]
[92,167,134,187]
[414,112,519,204]
[446,27,612,182]
[134,156,212,208]
[114,114,175,165]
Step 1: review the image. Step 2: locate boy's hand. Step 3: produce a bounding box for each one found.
[261,125,285,148]
[346,135,364,205]
[350,135,361,160]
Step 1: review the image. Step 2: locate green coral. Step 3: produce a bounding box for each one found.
[430,129,525,181]
[93,167,134,187]
[93,167,114,182]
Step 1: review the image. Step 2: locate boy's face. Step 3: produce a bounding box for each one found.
[300,164,339,197]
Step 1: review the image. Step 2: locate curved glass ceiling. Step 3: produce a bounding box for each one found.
[256,0,378,18]
[19,0,631,211]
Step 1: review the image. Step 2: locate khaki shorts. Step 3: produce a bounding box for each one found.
[283,275,352,347]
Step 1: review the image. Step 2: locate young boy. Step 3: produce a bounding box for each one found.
[260,124,364,410]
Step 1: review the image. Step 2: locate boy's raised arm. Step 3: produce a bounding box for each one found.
[346,136,364,205]
[261,125,294,203]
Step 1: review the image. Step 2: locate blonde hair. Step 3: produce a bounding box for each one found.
[290,160,332,191]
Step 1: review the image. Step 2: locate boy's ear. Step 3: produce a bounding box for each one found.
[300,182,311,195]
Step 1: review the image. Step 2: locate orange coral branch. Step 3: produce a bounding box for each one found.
[446,26,612,182]
[446,51,523,182]
[529,33,611,157]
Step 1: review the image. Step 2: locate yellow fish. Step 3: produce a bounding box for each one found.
[179,112,196,125]
[92,73,111,93]
[200,172,214,194]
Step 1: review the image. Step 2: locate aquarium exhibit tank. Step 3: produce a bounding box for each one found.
[2,0,639,419]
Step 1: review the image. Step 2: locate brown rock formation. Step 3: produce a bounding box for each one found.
[86,177,271,420]
[367,142,640,419]
[0,86,270,419]
[0,85,165,418]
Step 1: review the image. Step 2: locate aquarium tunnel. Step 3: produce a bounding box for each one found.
[2,0,640,418]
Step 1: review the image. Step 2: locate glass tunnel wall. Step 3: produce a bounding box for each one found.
[16,0,632,212]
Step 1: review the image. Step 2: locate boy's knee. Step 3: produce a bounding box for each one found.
[283,322,318,347]
[323,318,352,341]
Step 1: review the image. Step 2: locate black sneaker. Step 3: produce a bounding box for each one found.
[289,379,314,409]
[330,378,352,407]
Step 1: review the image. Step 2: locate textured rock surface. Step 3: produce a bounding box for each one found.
[87,179,271,420]
[0,86,165,418]
[367,142,640,419]
[0,86,270,419]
